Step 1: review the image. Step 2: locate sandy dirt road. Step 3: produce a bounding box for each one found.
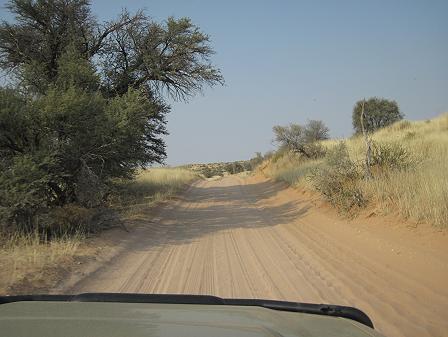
[72,175,448,337]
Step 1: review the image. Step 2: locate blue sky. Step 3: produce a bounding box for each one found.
[1,0,447,165]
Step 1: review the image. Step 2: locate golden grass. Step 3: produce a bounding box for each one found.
[264,151,322,189]
[0,230,84,293]
[0,167,198,293]
[265,113,448,227]
[113,167,198,213]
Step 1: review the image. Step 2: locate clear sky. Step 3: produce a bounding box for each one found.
[1,0,447,165]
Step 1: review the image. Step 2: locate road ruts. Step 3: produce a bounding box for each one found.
[73,175,448,337]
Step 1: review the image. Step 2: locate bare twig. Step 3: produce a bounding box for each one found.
[360,99,372,179]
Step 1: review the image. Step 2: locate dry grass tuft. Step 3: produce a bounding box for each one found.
[0,230,84,293]
[111,168,198,218]
[0,167,198,293]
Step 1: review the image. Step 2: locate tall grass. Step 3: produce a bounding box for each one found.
[265,113,448,227]
[107,167,198,221]
[0,167,198,293]
[0,230,84,293]
[265,152,322,188]
[359,114,448,226]
[112,167,198,207]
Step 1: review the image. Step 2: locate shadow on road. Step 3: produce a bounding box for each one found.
[127,177,310,249]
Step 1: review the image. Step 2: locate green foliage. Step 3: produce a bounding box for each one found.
[39,205,100,238]
[310,143,366,213]
[186,158,254,178]
[273,120,329,159]
[308,141,413,214]
[0,59,168,229]
[0,0,94,92]
[55,45,100,92]
[0,155,51,231]
[352,97,403,133]
[101,16,224,100]
[0,1,223,98]
[0,1,222,234]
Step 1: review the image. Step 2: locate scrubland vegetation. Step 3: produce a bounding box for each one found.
[0,0,222,246]
[265,113,448,227]
[0,0,219,291]
[110,168,198,216]
[0,167,197,293]
[0,231,85,293]
[184,153,268,178]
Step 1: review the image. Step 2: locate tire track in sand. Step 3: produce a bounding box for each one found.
[74,175,448,337]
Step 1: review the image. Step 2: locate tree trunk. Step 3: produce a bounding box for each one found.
[360,99,372,179]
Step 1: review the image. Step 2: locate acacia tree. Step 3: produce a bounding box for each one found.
[0,1,223,97]
[0,0,223,231]
[352,97,403,134]
[273,120,329,158]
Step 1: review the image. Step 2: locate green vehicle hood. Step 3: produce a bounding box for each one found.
[0,301,383,337]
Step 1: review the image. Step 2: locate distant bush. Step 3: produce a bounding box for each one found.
[248,152,264,170]
[352,97,403,134]
[310,143,366,213]
[273,120,329,159]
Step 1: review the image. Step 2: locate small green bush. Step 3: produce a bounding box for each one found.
[370,141,415,173]
[310,142,366,213]
[303,142,327,159]
[39,205,99,238]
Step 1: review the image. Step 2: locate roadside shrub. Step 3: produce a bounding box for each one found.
[370,141,415,173]
[310,142,366,213]
[0,155,51,232]
[39,205,98,238]
[303,142,326,159]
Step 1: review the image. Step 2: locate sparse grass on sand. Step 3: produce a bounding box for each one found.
[265,113,448,227]
[112,167,198,218]
[0,167,198,294]
[0,231,85,294]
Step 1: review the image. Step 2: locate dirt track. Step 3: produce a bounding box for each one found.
[72,175,448,337]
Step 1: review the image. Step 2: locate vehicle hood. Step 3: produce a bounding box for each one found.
[0,301,383,337]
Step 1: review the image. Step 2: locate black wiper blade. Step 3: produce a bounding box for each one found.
[0,293,374,329]
[224,298,373,328]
